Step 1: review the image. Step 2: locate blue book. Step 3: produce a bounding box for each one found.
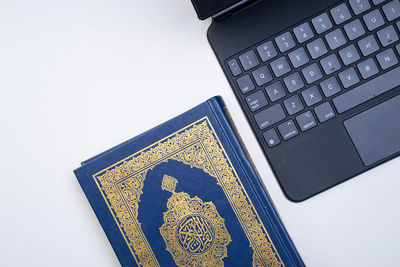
[74,96,304,267]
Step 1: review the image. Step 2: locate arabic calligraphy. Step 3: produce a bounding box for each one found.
[176,215,215,254]
[160,174,231,266]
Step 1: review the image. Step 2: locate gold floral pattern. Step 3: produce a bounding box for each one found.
[92,117,283,267]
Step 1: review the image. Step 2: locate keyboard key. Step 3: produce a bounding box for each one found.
[227,59,241,76]
[396,43,400,54]
[330,3,352,24]
[320,53,342,75]
[265,81,287,102]
[246,90,268,112]
[293,22,315,43]
[270,56,291,77]
[320,76,341,97]
[314,102,336,122]
[377,25,399,47]
[349,0,371,15]
[296,111,317,131]
[239,50,260,71]
[236,75,255,94]
[283,95,304,115]
[333,66,400,113]
[301,86,323,106]
[372,0,386,5]
[283,72,304,93]
[357,58,379,79]
[312,13,333,34]
[382,0,400,21]
[339,44,361,65]
[288,47,310,68]
[397,20,400,30]
[363,9,385,31]
[302,63,323,84]
[275,32,296,52]
[257,41,278,62]
[254,104,286,129]
[278,120,299,140]
[344,19,366,40]
[252,65,273,86]
[376,48,399,70]
[339,67,360,88]
[357,35,379,56]
[263,129,280,148]
[325,29,347,50]
[307,38,328,59]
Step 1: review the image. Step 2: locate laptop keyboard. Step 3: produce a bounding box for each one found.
[226,0,400,148]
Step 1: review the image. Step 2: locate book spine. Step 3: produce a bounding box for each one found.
[207,96,304,267]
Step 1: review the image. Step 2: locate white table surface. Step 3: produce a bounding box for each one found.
[1,0,399,266]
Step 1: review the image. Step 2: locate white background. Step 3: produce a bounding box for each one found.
[1,0,399,266]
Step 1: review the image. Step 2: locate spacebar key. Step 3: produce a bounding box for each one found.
[333,67,400,113]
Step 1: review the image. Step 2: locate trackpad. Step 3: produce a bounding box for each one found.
[344,94,400,166]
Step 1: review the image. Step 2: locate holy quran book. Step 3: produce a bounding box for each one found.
[74,96,304,267]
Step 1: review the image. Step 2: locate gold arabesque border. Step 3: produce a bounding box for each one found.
[92,117,284,266]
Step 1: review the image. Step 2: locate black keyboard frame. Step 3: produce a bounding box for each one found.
[208,0,400,201]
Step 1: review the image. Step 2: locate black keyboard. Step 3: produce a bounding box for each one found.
[226,0,400,149]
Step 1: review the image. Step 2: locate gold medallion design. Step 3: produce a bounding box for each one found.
[176,215,214,254]
[160,175,231,266]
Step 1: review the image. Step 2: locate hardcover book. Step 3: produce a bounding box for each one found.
[74,96,304,267]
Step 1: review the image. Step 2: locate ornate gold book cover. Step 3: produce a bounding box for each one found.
[74,96,304,267]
